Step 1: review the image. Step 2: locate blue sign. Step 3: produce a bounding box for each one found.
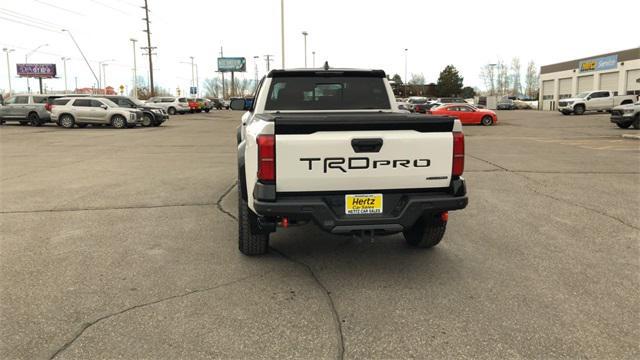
[579,55,618,73]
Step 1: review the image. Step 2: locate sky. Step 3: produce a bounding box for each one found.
[0,0,638,96]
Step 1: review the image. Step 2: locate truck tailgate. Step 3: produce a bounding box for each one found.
[273,113,455,192]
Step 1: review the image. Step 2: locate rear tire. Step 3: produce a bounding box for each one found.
[29,112,42,127]
[574,105,585,115]
[167,107,176,115]
[238,183,269,256]
[403,214,447,249]
[481,116,494,126]
[205,109,210,113]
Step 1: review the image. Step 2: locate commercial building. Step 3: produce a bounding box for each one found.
[539,47,640,110]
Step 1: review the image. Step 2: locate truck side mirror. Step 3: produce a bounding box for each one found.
[230,99,245,111]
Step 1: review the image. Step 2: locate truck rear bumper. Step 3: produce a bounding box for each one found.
[253,179,468,234]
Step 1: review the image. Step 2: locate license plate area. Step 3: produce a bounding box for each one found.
[345,194,383,215]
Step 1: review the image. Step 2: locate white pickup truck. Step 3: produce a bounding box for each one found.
[233,66,468,255]
[557,90,636,115]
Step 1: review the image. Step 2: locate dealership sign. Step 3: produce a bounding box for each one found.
[217,57,246,72]
[578,55,618,73]
[16,63,57,78]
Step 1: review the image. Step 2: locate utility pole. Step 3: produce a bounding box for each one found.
[142,0,155,96]
[3,48,14,95]
[264,55,273,72]
[312,51,315,68]
[280,0,285,69]
[220,46,225,99]
[61,57,70,94]
[74,76,78,93]
[302,31,308,68]
[130,38,138,98]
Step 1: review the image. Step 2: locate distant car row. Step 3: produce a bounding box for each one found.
[0,94,168,128]
[395,96,498,126]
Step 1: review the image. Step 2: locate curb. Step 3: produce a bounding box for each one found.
[621,134,640,140]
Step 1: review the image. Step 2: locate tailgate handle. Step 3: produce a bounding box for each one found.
[351,138,383,153]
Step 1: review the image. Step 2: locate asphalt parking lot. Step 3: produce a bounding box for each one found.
[1,110,639,359]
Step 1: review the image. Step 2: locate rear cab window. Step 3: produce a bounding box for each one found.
[264,74,391,111]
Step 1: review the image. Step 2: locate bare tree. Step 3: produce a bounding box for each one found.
[203,77,222,98]
[408,73,425,85]
[495,60,510,96]
[510,57,522,97]
[525,61,539,99]
[479,64,496,95]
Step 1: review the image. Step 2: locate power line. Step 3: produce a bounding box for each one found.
[0,8,64,29]
[33,0,85,16]
[0,16,60,34]
[89,0,130,15]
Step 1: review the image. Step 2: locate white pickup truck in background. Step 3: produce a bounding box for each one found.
[557,90,637,115]
[233,66,468,255]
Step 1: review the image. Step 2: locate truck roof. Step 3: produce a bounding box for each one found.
[267,68,386,78]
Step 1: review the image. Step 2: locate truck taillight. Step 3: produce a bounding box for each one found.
[452,131,464,177]
[257,135,275,182]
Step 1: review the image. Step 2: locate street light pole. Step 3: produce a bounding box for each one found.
[280,0,285,69]
[253,55,259,88]
[97,59,115,94]
[102,63,109,94]
[25,43,48,93]
[302,31,308,68]
[404,48,408,97]
[312,51,315,68]
[189,56,195,90]
[2,48,14,95]
[130,38,138,98]
[61,57,70,94]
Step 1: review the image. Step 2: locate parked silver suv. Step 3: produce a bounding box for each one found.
[51,97,142,129]
[0,94,53,126]
[146,96,190,115]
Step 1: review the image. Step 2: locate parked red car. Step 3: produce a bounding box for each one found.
[429,104,497,126]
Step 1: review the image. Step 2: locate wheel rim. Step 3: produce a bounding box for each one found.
[113,117,125,128]
[142,114,152,126]
[29,114,39,125]
[482,117,492,125]
[168,108,176,115]
[61,116,72,128]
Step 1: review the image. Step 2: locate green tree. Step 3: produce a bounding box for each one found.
[391,74,403,85]
[461,86,476,99]
[436,65,463,97]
